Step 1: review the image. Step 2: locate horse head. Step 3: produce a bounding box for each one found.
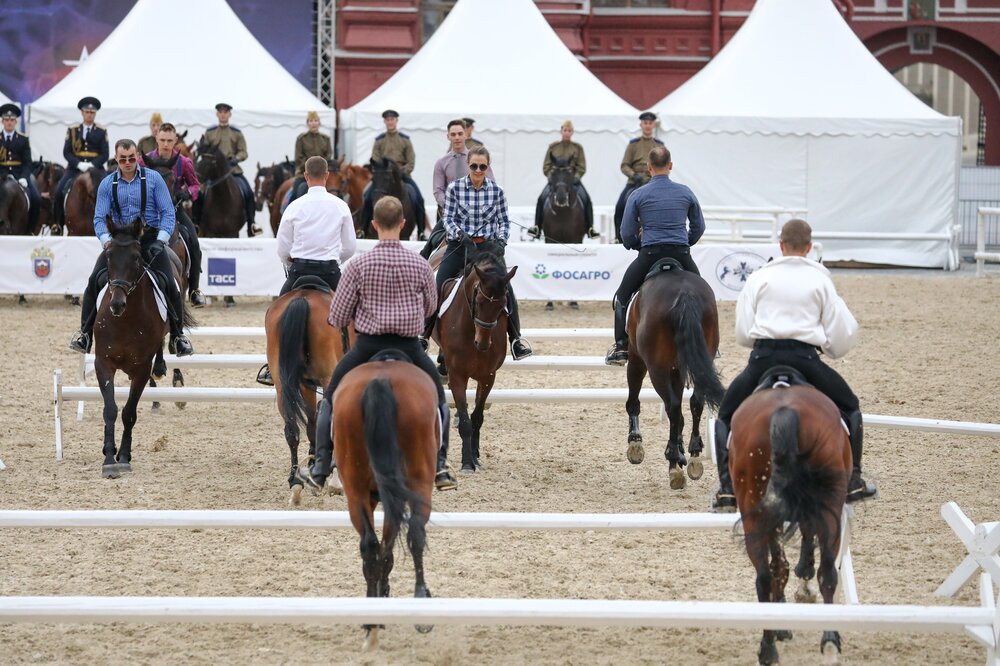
[469,254,517,352]
[253,162,272,209]
[106,218,146,317]
[195,139,225,181]
[548,156,577,209]
[369,158,401,197]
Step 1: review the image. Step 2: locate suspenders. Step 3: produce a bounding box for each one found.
[111,166,148,224]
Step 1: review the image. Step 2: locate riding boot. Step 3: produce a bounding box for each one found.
[162,275,193,357]
[506,287,533,360]
[846,410,878,502]
[711,419,737,513]
[528,192,545,239]
[69,281,99,353]
[605,297,629,366]
[420,315,437,351]
[296,397,333,491]
[28,200,40,235]
[435,403,457,490]
[583,192,599,239]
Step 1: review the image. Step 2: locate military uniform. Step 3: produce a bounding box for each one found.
[0,106,42,232]
[288,130,332,204]
[202,123,257,235]
[137,135,158,155]
[465,136,483,150]
[614,134,663,242]
[53,119,110,232]
[531,140,596,238]
[364,130,427,236]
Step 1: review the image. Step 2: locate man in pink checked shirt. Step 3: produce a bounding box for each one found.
[141,122,206,307]
[296,195,458,493]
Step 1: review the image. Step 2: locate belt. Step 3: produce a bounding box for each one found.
[471,237,488,245]
[291,258,338,267]
[753,339,821,353]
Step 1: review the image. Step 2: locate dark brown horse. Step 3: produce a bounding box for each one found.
[253,160,294,220]
[359,158,414,240]
[264,284,353,504]
[93,218,192,478]
[333,356,438,651]
[65,168,106,236]
[540,157,585,310]
[326,158,370,216]
[0,178,29,235]
[194,140,243,238]
[730,373,852,665]
[624,264,724,489]
[33,161,64,235]
[434,251,516,472]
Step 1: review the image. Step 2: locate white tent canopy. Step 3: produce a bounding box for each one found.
[28,0,332,231]
[341,0,639,208]
[653,0,961,268]
[0,89,12,104]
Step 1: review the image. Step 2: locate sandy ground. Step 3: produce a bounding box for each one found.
[1,269,999,665]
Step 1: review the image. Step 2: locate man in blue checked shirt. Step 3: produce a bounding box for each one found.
[421,146,533,361]
[68,139,195,357]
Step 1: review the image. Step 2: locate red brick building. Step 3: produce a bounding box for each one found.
[334,0,1000,164]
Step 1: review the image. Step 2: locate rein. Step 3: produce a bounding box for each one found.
[467,280,503,330]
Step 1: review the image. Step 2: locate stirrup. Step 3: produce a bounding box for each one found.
[511,338,533,361]
[711,488,737,513]
[256,364,274,386]
[526,226,541,239]
[68,331,91,354]
[418,336,429,352]
[435,465,458,491]
[605,344,628,366]
[247,223,262,237]
[189,289,206,308]
[586,228,601,239]
[847,472,879,503]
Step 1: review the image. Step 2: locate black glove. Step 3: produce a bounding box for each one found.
[228,158,239,167]
[177,190,192,203]
[631,174,643,186]
[147,240,165,261]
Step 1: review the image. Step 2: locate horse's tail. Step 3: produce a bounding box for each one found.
[759,406,841,541]
[361,377,423,531]
[671,290,725,409]
[277,296,313,433]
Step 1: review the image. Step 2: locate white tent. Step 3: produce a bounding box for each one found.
[27,0,333,222]
[341,0,639,208]
[652,0,961,268]
[0,89,12,104]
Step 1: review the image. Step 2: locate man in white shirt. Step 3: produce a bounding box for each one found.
[276,155,357,295]
[711,219,877,512]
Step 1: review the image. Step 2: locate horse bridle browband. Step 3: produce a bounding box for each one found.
[468,282,503,330]
[106,238,147,311]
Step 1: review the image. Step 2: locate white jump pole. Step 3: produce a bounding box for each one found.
[976,208,1000,277]
[183,326,614,341]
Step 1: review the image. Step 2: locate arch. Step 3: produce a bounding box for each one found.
[864,27,1000,165]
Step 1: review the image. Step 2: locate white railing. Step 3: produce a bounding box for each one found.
[976,208,1000,276]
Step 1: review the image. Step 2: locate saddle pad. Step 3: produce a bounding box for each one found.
[96,268,168,322]
[625,290,640,330]
[279,187,293,215]
[438,275,463,317]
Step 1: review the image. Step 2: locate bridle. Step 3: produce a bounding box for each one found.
[106,238,147,315]
[467,280,504,331]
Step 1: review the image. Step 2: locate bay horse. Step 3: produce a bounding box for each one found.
[194,140,243,239]
[433,250,516,472]
[94,218,193,478]
[0,178,29,235]
[730,369,852,665]
[253,160,294,213]
[540,157,585,310]
[325,157,370,216]
[360,158,414,240]
[334,355,438,651]
[33,160,64,235]
[624,262,725,489]
[65,167,106,236]
[264,282,352,505]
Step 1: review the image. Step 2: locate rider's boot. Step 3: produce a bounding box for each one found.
[295,397,339,492]
[604,297,629,366]
[256,364,274,386]
[505,288,533,360]
[419,314,437,352]
[585,196,600,239]
[435,402,458,490]
[187,231,206,308]
[68,274,99,353]
[846,410,878,502]
[190,289,206,308]
[162,276,194,357]
[711,419,738,513]
[528,197,543,239]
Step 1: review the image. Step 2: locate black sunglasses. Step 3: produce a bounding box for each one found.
[468,163,489,172]
[116,155,137,164]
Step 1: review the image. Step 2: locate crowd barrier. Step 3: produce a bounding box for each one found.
[977,207,1000,276]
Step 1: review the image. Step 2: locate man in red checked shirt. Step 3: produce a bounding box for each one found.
[141,122,206,307]
[297,195,458,492]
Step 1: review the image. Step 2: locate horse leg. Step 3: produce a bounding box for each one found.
[379,520,398,599]
[818,515,843,663]
[410,500,433,633]
[769,537,792,641]
[95,363,120,478]
[117,368,150,473]
[349,501,382,650]
[448,374,475,472]
[651,369,686,489]
[625,356,648,464]
[224,295,235,308]
[470,378,495,469]
[544,301,554,312]
[150,345,166,413]
[747,528,780,666]
[794,527,818,603]
[304,388,318,464]
[687,391,705,480]
[172,368,186,410]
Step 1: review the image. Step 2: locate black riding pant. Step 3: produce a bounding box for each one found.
[614,181,644,243]
[53,169,81,226]
[312,334,446,478]
[535,183,594,232]
[434,239,522,340]
[362,177,426,235]
[615,244,699,307]
[80,228,185,339]
[420,219,447,259]
[287,176,308,205]
[175,209,202,291]
[279,259,341,296]
[233,173,256,228]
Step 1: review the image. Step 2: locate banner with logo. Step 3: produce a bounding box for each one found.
[0,237,781,301]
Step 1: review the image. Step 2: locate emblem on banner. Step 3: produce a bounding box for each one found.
[532,264,549,279]
[716,252,766,291]
[207,257,237,286]
[31,247,54,280]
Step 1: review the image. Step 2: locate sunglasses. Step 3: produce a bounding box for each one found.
[116,155,137,164]
[468,163,489,172]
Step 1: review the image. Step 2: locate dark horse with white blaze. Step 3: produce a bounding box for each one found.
[433,251,516,472]
[624,261,724,489]
[94,219,193,478]
[730,368,852,665]
[359,158,415,240]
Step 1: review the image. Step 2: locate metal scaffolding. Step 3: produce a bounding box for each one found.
[314,0,335,106]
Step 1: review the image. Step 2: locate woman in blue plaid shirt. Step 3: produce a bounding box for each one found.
[422,146,533,361]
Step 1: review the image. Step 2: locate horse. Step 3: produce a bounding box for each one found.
[360,158,414,240]
[64,167,106,236]
[729,369,852,665]
[264,282,352,505]
[93,218,193,478]
[253,159,294,216]
[325,158,371,216]
[195,140,244,306]
[333,355,438,651]
[540,157,585,310]
[624,262,725,490]
[433,251,516,472]
[33,160,64,235]
[0,177,30,235]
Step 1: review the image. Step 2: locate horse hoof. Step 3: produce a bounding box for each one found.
[626,441,645,465]
[415,623,434,634]
[362,627,379,652]
[687,458,704,480]
[775,630,793,641]
[544,302,554,311]
[116,462,132,474]
[151,402,162,414]
[289,484,303,507]
[102,464,121,479]
[175,401,186,410]
[668,467,686,490]
[794,583,817,604]
[460,464,476,474]
[757,641,779,665]
[821,640,840,664]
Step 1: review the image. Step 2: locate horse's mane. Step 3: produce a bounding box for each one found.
[88,167,107,191]
[465,251,508,297]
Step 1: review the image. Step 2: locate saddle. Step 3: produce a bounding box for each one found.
[291,275,331,294]
[753,365,813,393]
[644,257,685,281]
[371,349,414,364]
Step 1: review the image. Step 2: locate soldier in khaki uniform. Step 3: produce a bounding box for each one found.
[528,120,599,240]
[202,102,260,236]
[613,111,663,243]
[136,112,162,155]
[288,110,332,204]
[463,117,483,149]
[362,109,427,238]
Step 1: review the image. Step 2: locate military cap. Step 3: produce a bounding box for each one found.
[462,117,475,126]
[215,102,233,112]
[0,103,20,119]
[78,96,101,111]
[638,111,657,121]
[382,109,399,118]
